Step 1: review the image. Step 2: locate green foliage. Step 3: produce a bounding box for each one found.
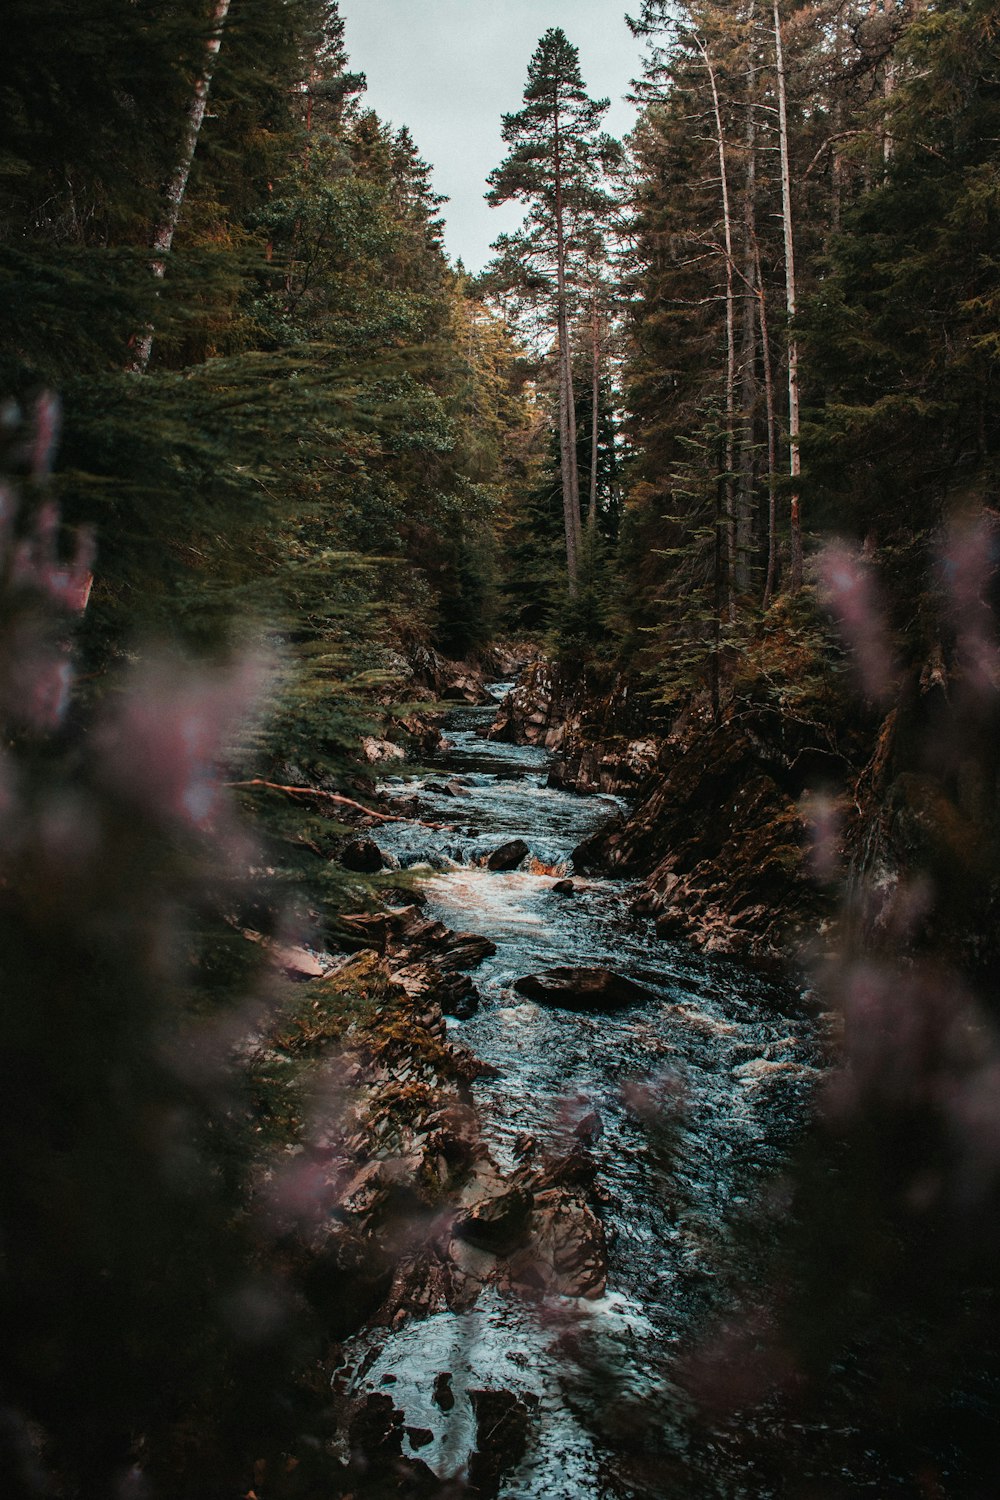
[801,0,1000,549]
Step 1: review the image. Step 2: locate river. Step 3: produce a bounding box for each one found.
[343,689,827,1497]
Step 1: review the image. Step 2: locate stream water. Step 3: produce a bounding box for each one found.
[345,690,828,1497]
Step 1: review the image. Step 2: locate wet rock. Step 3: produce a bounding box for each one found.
[571,820,624,872]
[437,974,480,1020]
[395,961,480,1020]
[349,1391,404,1461]
[424,1103,481,1172]
[397,710,450,756]
[407,644,494,705]
[442,674,490,704]
[486,838,530,871]
[551,877,577,895]
[532,1147,599,1195]
[271,943,327,980]
[468,1389,534,1499]
[446,777,472,797]
[406,1426,434,1450]
[548,736,661,797]
[454,1186,533,1254]
[573,1108,603,1145]
[341,835,386,873]
[361,735,406,765]
[511,1190,607,1299]
[575,706,856,957]
[431,1371,455,1412]
[513,967,658,1011]
[439,932,498,971]
[342,906,496,971]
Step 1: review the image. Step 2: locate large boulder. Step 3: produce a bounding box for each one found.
[453,1186,533,1254]
[340,836,386,873]
[513,967,657,1010]
[467,1389,535,1499]
[485,838,530,871]
[342,906,496,970]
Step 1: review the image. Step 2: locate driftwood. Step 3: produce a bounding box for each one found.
[225,778,455,831]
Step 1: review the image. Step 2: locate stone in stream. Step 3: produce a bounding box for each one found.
[485,837,530,871]
[513,966,658,1011]
[551,877,577,895]
[431,1371,455,1412]
[453,1185,533,1254]
[573,1107,604,1145]
[423,777,471,797]
[341,905,496,970]
[340,835,386,873]
[468,1389,536,1499]
[436,971,480,1020]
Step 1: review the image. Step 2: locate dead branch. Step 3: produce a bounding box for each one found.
[226,779,455,831]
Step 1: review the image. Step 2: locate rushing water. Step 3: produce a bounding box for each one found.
[344,690,826,1497]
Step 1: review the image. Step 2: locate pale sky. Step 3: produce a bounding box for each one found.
[338,1,645,272]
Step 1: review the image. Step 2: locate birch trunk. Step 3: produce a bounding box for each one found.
[773,0,802,589]
[736,2,758,598]
[698,36,737,623]
[127,0,231,376]
[755,238,779,607]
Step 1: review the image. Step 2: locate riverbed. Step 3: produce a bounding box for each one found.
[345,690,825,1497]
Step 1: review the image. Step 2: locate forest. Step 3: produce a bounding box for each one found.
[1,0,999,1495]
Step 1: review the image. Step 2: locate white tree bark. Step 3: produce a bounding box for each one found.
[697,34,737,622]
[127,0,232,375]
[773,0,802,588]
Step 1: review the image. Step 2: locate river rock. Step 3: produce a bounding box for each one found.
[340,835,386,873]
[407,644,494,705]
[468,1389,535,1499]
[507,1189,608,1299]
[454,1186,533,1254]
[513,967,657,1010]
[551,877,577,894]
[573,1108,603,1145]
[272,942,328,980]
[486,838,530,871]
[361,735,406,765]
[442,673,489,703]
[342,906,496,970]
[431,1371,455,1412]
[437,972,480,1020]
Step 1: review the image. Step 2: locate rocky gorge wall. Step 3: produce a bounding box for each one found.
[487,652,1000,976]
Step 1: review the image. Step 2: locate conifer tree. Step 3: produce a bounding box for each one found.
[485,28,620,584]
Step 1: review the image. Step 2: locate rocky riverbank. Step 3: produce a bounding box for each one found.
[247,898,612,1495]
[486,659,857,960]
[485,642,1000,976]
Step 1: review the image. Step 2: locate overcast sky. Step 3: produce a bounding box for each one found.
[338,1,645,272]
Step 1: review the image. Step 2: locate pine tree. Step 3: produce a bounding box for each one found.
[485,28,620,585]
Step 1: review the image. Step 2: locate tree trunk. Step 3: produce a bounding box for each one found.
[773,0,802,588]
[755,238,779,607]
[127,0,232,376]
[589,297,601,528]
[552,107,581,582]
[736,2,758,598]
[699,36,737,623]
